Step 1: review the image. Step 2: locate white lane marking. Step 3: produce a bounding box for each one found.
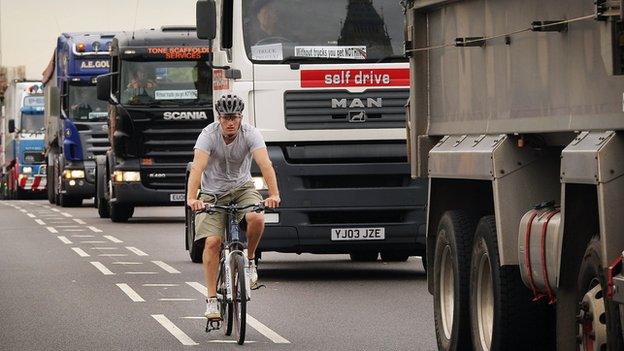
[61,212,73,218]
[56,225,79,228]
[208,340,257,344]
[246,315,291,344]
[81,241,107,244]
[125,272,158,275]
[185,281,290,344]
[90,261,115,275]
[19,209,27,213]
[143,284,179,287]
[50,208,60,212]
[71,247,90,257]
[159,298,195,301]
[113,262,142,265]
[98,254,128,257]
[92,247,118,250]
[57,236,72,244]
[126,247,148,256]
[71,234,94,238]
[104,235,123,243]
[87,226,102,233]
[116,283,145,302]
[73,218,86,224]
[26,213,36,218]
[152,315,198,346]
[152,261,181,274]
[186,282,207,296]
[35,219,46,225]
[63,229,85,232]
[46,227,58,233]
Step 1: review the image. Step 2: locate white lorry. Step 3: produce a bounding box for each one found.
[405,0,624,350]
[188,0,428,263]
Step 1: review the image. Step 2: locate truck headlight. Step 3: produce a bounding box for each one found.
[22,166,33,174]
[63,169,85,179]
[252,176,267,190]
[113,171,141,182]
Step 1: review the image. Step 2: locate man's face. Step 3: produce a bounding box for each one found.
[219,113,242,137]
[257,3,277,34]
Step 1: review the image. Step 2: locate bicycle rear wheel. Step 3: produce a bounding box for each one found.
[232,254,247,345]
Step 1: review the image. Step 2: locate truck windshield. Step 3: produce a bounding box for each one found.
[68,84,109,122]
[120,61,212,106]
[242,0,406,63]
[20,114,44,132]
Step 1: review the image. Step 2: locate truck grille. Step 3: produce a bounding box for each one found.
[139,119,207,190]
[76,122,110,158]
[284,89,408,130]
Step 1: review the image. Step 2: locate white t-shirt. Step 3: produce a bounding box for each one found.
[193,121,266,194]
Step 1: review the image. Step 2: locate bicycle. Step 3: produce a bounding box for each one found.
[193,201,266,345]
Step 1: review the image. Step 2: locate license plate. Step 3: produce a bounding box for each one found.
[331,228,385,241]
[170,193,185,202]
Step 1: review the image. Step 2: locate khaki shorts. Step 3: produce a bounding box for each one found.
[194,181,263,241]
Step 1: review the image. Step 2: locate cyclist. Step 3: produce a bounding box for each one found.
[186,93,281,320]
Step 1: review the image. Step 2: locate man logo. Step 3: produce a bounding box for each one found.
[348,111,367,123]
[331,97,382,109]
[163,111,208,120]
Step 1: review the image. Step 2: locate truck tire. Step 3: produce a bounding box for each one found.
[433,210,477,351]
[110,202,134,223]
[469,215,552,351]
[95,160,110,218]
[47,154,56,204]
[576,237,623,351]
[380,251,410,262]
[349,252,379,262]
[187,210,204,263]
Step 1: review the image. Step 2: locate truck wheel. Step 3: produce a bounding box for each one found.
[433,210,477,351]
[469,215,552,351]
[47,154,56,204]
[380,251,410,262]
[186,206,204,263]
[95,163,110,218]
[349,252,379,262]
[110,202,134,223]
[576,237,623,351]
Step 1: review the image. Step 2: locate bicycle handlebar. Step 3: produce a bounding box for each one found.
[195,202,275,214]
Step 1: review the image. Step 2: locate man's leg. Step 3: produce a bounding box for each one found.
[245,212,264,260]
[203,235,222,297]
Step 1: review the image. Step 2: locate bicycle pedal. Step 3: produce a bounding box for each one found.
[251,284,266,290]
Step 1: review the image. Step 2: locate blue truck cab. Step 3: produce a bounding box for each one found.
[43,32,114,207]
[1,83,47,199]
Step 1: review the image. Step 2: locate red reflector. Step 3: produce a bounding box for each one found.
[141,158,154,165]
[607,255,623,299]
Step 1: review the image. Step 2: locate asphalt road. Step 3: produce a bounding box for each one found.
[0,199,436,350]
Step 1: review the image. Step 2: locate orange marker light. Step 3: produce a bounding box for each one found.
[77,43,86,52]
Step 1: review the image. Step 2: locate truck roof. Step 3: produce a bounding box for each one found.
[112,26,208,49]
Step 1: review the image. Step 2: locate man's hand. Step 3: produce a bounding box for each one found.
[264,194,281,209]
[188,198,205,211]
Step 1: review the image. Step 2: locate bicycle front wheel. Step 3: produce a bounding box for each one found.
[232,254,247,345]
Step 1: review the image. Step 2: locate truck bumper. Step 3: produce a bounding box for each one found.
[18,175,47,192]
[61,178,95,198]
[255,144,428,255]
[112,181,185,206]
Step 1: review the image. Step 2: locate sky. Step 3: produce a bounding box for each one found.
[0,0,199,79]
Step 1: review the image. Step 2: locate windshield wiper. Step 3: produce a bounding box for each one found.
[376,54,408,63]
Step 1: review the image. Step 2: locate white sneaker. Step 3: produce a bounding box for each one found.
[204,297,220,320]
[248,260,258,288]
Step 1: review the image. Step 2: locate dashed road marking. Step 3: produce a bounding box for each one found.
[98,254,128,257]
[56,225,80,228]
[92,247,118,250]
[152,261,181,274]
[126,247,148,256]
[90,261,115,275]
[125,272,158,275]
[87,226,102,233]
[46,227,58,233]
[57,236,72,244]
[71,234,94,238]
[116,283,145,302]
[19,209,27,213]
[104,235,123,243]
[151,314,198,346]
[113,262,142,265]
[63,229,85,232]
[35,219,46,225]
[208,340,258,344]
[81,241,107,244]
[143,283,178,287]
[186,282,207,296]
[73,218,86,224]
[71,247,90,257]
[159,298,195,301]
[61,212,73,218]
[26,213,36,218]
[50,208,60,212]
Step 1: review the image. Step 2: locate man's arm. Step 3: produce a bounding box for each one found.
[252,147,280,208]
[187,148,210,211]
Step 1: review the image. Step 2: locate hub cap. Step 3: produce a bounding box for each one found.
[577,282,607,351]
[476,248,493,351]
[439,243,455,339]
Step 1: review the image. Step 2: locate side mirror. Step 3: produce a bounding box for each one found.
[196,0,217,40]
[96,74,112,103]
[8,120,15,133]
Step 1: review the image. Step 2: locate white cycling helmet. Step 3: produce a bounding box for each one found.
[215,93,245,115]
